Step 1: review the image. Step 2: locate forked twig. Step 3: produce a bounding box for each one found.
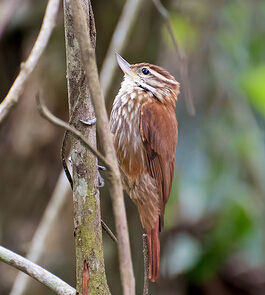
[36,95,117,242]
[36,95,110,170]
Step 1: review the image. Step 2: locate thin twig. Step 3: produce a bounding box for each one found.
[36,95,111,170]
[100,0,143,99]
[61,131,73,189]
[0,245,75,295]
[152,0,195,116]
[9,171,70,295]
[101,219,118,243]
[142,234,149,295]
[0,0,61,123]
[71,1,135,294]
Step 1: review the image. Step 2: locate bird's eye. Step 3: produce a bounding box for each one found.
[141,68,149,75]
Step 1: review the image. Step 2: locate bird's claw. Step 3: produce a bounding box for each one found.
[97,164,106,171]
[80,117,97,126]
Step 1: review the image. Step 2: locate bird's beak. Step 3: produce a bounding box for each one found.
[116,53,133,77]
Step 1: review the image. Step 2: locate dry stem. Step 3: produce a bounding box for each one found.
[0,0,60,123]
[0,245,75,295]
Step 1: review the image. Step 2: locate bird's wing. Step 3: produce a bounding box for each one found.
[140,101,178,227]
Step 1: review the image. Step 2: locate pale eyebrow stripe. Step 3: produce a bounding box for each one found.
[149,69,177,85]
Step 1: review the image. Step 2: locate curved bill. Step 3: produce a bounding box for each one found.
[116,53,132,76]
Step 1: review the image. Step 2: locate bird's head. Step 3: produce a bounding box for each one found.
[116,53,180,106]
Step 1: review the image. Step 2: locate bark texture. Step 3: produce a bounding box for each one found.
[70,1,136,294]
[63,1,110,294]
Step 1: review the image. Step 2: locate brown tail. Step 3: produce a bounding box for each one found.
[147,219,160,282]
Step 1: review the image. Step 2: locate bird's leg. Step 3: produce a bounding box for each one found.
[80,117,97,126]
[97,164,106,187]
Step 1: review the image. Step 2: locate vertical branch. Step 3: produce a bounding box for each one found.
[70,1,135,295]
[64,0,110,294]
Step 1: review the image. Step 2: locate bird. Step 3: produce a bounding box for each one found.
[110,53,179,282]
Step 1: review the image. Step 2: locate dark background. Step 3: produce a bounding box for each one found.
[0,0,265,294]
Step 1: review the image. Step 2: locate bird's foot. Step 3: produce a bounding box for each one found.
[97,164,106,171]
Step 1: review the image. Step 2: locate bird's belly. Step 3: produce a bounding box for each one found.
[111,106,145,181]
[116,118,145,180]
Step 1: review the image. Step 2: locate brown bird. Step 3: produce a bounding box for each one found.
[110,54,179,282]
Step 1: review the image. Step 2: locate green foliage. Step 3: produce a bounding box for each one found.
[189,202,253,282]
[240,65,265,117]
[162,13,198,53]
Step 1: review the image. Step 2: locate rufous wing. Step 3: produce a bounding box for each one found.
[140,101,178,227]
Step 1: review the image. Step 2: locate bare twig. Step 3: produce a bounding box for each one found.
[0,245,75,295]
[142,234,149,295]
[101,219,118,243]
[71,1,135,294]
[9,171,70,295]
[100,0,143,98]
[152,0,195,116]
[0,0,61,123]
[36,95,110,170]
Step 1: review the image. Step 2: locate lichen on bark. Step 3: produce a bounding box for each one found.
[63,0,111,294]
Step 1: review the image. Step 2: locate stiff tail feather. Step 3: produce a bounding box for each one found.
[147,219,160,282]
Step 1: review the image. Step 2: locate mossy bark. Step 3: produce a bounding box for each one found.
[63,1,111,294]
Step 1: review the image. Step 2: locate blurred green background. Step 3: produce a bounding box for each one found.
[0,0,265,294]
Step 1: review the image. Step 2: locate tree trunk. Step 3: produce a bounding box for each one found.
[63,1,111,294]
